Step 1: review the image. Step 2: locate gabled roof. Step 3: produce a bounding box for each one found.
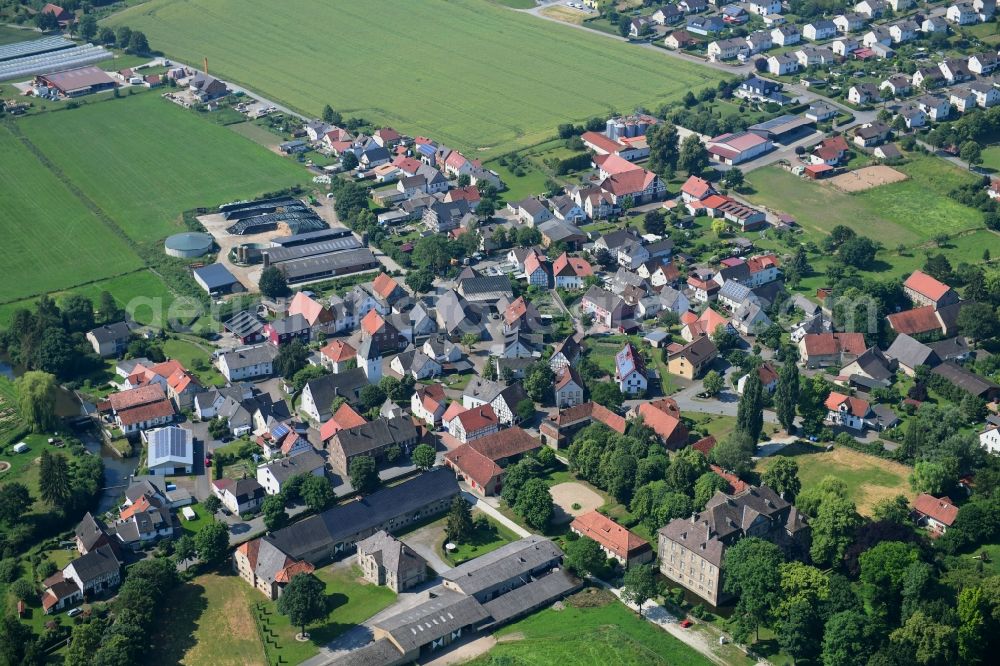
[320,339,356,363]
[913,493,958,526]
[371,272,401,300]
[824,391,871,417]
[455,405,499,433]
[615,342,646,378]
[320,402,368,442]
[288,291,329,327]
[636,399,687,444]
[887,305,942,336]
[571,511,650,559]
[904,270,952,302]
[801,332,866,357]
[552,252,593,278]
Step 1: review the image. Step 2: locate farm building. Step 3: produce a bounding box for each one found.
[192,263,243,295]
[269,247,380,285]
[141,426,194,476]
[164,232,214,258]
[36,65,116,97]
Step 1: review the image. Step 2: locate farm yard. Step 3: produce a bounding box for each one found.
[105,0,725,154]
[0,123,143,303]
[17,92,306,247]
[755,442,914,516]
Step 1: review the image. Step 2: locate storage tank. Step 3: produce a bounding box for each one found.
[164,232,213,258]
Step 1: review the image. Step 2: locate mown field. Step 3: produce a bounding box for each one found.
[0,123,143,303]
[105,0,725,153]
[18,92,305,246]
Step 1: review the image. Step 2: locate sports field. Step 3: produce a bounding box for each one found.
[105,0,725,153]
[18,92,305,246]
[0,123,143,303]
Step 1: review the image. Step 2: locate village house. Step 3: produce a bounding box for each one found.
[798,332,867,368]
[444,427,541,496]
[947,2,979,24]
[903,270,959,308]
[771,24,801,47]
[571,511,654,567]
[667,336,719,379]
[549,334,581,373]
[554,367,585,409]
[581,286,632,328]
[233,538,315,600]
[448,405,501,444]
[804,20,837,41]
[853,122,891,147]
[100,384,176,437]
[825,391,872,430]
[849,83,881,105]
[768,53,800,76]
[86,322,132,357]
[834,13,865,33]
[980,425,1000,454]
[410,383,448,427]
[615,342,648,395]
[256,450,326,496]
[212,478,266,515]
[912,493,959,535]
[327,414,421,476]
[356,531,428,592]
[634,398,689,448]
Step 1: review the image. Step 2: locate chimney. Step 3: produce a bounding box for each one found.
[690,513,697,523]
[203,57,209,74]
[262,251,270,269]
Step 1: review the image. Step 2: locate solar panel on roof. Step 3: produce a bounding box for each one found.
[271,423,290,439]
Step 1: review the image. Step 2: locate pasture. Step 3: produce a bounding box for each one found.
[0,123,143,303]
[105,0,725,154]
[755,442,913,516]
[18,92,305,246]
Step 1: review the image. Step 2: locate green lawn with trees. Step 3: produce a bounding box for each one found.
[105,0,724,154]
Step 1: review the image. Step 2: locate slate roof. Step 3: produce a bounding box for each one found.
[259,450,326,483]
[69,544,120,585]
[932,362,1000,398]
[330,415,419,458]
[88,321,131,343]
[375,591,490,653]
[885,333,939,369]
[441,536,562,597]
[219,344,279,371]
[303,368,369,410]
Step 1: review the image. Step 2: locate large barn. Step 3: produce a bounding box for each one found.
[36,65,116,97]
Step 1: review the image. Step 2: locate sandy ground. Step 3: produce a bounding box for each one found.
[540,5,587,23]
[198,211,290,292]
[421,635,498,665]
[827,165,907,192]
[549,482,604,524]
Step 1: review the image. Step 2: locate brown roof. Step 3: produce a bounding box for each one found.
[571,511,650,559]
[913,493,958,526]
[115,399,175,426]
[555,367,582,391]
[802,332,866,357]
[636,399,688,446]
[108,384,168,412]
[455,405,498,433]
[372,273,400,300]
[321,339,357,363]
[444,427,540,488]
[824,391,870,417]
[553,402,627,434]
[361,310,386,336]
[887,306,941,336]
[320,403,368,442]
[692,435,718,457]
[904,270,952,302]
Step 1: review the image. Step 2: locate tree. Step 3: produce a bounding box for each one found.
[621,564,658,618]
[0,613,38,666]
[274,340,309,379]
[890,611,957,666]
[590,382,624,409]
[838,236,880,269]
[694,471,729,509]
[0,483,31,525]
[774,360,800,434]
[348,455,379,494]
[97,26,116,45]
[115,26,133,48]
[173,535,196,563]
[513,478,553,529]
[61,294,94,333]
[781,599,824,663]
[957,584,988,663]
[475,198,496,218]
[644,209,666,235]
[957,302,998,341]
[39,450,71,508]
[194,520,230,566]
[822,611,868,666]
[322,105,342,124]
[66,617,107,666]
[711,218,728,236]
[617,14,631,37]
[678,134,709,176]
[710,430,755,476]
[723,537,783,643]
[737,371,764,443]
[564,536,608,578]
[523,362,554,403]
[405,268,434,294]
[127,31,149,55]
[277,573,328,638]
[810,496,861,567]
[341,151,359,171]
[445,496,474,542]
[762,458,801,501]
[202,495,222,514]
[516,398,535,423]
[358,384,387,412]
[909,460,951,495]
[872,494,912,525]
[262,494,288,531]
[723,167,745,190]
[960,141,983,169]
[647,122,680,177]
[859,540,919,626]
[35,10,59,31]
[702,370,724,396]
[258,266,289,298]
[502,457,543,507]
[16,371,58,433]
[461,332,480,352]
[98,290,122,323]
[411,443,436,470]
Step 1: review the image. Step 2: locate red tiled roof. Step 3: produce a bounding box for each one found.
[692,435,718,457]
[758,362,779,386]
[601,169,658,197]
[571,511,650,559]
[392,156,422,174]
[552,252,593,278]
[913,493,958,526]
[887,306,941,336]
[523,252,545,277]
[581,131,624,154]
[802,332,866,357]
[116,399,175,426]
[455,405,498,433]
[274,560,315,583]
[747,254,779,273]
[288,291,329,326]
[446,185,481,203]
[372,273,400,300]
[637,399,688,446]
[360,310,385,336]
[320,403,368,441]
[445,445,502,488]
[321,340,356,363]
[442,402,466,424]
[553,401,627,434]
[681,175,713,200]
[599,154,641,176]
[109,384,168,411]
[904,270,952,302]
[711,464,749,494]
[555,366,582,391]
[824,391,870,417]
[504,296,529,325]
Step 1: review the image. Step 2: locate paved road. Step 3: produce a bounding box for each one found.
[399,521,453,574]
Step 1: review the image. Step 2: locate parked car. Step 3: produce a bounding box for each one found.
[67,608,83,618]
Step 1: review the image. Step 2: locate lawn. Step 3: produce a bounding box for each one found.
[0,434,86,514]
[105,0,724,154]
[485,157,551,203]
[179,502,215,536]
[257,564,397,665]
[0,270,182,329]
[161,338,225,387]
[0,377,23,444]
[469,590,715,666]
[442,513,520,565]
[755,442,914,516]
[17,92,306,246]
[0,25,40,45]
[0,123,143,303]
[745,157,985,247]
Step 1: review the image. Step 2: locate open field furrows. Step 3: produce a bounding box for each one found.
[18,93,305,245]
[105,0,725,154]
[746,157,986,248]
[0,123,143,303]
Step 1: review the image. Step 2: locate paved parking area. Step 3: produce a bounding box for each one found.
[398,521,451,574]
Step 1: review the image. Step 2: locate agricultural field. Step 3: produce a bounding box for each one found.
[755,442,914,516]
[18,92,305,247]
[0,123,143,303]
[105,0,725,154]
[469,590,716,666]
[746,156,986,248]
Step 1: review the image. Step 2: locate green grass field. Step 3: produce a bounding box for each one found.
[18,92,305,246]
[746,157,985,248]
[444,514,520,565]
[161,338,226,387]
[0,25,40,45]
[470,591,715,666]
[755,442,913,516]
[0,123,143,303]
[105,0,724,154]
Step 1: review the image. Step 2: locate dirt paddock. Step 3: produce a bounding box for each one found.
[827,165,908,192]
[549,482,604,524]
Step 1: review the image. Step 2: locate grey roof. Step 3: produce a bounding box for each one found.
[269,313,310,335]
[266,469,460,562]
[597,228,642,251]
[458,275,513,297]
[193,263,239,291]
[124,479,161,504]
[277,248,378,281]
[255,538,295,585]
[463,378,505,404]
[75,513,108,552]
[928,336,969,361]
[303,367,369,410]
[885,333,939,369]
[482,569,579,625]
[327,639,402,666]
[224,310,264,338]
[87,321,131,344]
[330,415,419,457]
[538,219,587,244]
[220,344,279,371]
[145,426,193,469]
[69,544,120,584]
[436,289,481,335]
[932,362,1000,398]
[375,591,490,653]
[356,530,426,580]
[259,450,326,483]
[223,478,265,503]
[718,280,754,305]
[870,404,899,428]
[441,536,562,597]
[847,347,894,382]
[582,286,625,313]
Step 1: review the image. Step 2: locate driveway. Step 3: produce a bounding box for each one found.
[398,521,452,574]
